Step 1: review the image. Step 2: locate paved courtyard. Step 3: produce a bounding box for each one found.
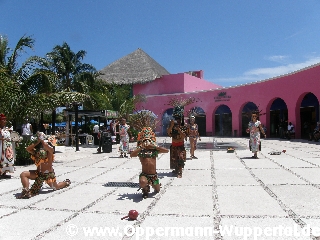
[1,137,320,240]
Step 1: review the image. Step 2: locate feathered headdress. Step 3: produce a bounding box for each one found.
[130,109,159,147]
[130,110,159,131]
[168,97,197,118]
[186,107,201,120]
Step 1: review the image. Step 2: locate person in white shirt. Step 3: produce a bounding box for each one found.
[21,118,33,140]
[92,124,100,145]
[286,122,295,139]
[287,122,295,132]
[93,124,99,133]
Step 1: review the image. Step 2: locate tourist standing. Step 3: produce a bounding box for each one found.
[188,115,201,159]
[118,118,130,158]
[92,123,99,145]
[0,113,15,178]
[246,112,266,159]
[21,118,33,141]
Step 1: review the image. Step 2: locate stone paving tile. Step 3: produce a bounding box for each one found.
[171,169,212,186]
[139,216,215,240]
[220,217,312,240]
[272,158,318,168]
[268,185,320,216]
[34,183,113,211]
[56,167,108,183]
[90,157,128,168]
[184,157,212,170]
[1,137,320,240]
[217,186,288,216]
[150,186,213,216]
[300,158,320,167]
[290,168,320,184]
[0,207,15,218]
[300,218,320,238]
[1,187,61,208]
[250,168,307,185]
[88,187,156,214]
[213,158,246,170]
[241,158,281,169]
[42,213,132,240]
[87,168,138,184]
[0,178,21,195]
[60,157,102,167]
[0,209,72,240]
[215,169,259,186]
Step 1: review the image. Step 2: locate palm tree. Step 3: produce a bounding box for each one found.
[45,42,96,92]
[44,42,111,133]
[0,35,40,124]
[0,36,92,131]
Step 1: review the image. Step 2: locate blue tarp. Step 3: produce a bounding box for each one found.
[50,122,83,127]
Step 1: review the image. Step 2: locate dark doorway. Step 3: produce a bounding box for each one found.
[187,106,206,136]
[161,108,173,136]
[269,98,288,137]
[241,102,258,136]
[300,93,319,139]
[215,105,232,137]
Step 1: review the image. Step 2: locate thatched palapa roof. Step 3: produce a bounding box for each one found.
[99,48,170,85]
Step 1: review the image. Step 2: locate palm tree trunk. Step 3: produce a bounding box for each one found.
[51,109,56,135]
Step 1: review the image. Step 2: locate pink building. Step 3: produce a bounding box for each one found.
[134,65,320,139]
[101,49,320,139]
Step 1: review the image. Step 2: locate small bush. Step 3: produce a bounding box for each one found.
[15,140,33,166]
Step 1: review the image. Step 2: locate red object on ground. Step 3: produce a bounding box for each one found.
[121,210,139,220]
[282,150,286,153]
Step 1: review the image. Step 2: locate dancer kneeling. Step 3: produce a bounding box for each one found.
[130,127,168,199]
[17,132,70,199]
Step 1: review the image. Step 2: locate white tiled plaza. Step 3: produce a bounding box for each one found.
[1,137,320,240]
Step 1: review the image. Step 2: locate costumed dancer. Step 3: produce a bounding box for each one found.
[167,97,195,178]
[130,127,168,199]
[130,110,168,199]
[17,132,71,199]
[118,118,131,158]
[0,113,15,179]
[246,112,266,159]
[188,115,201,159]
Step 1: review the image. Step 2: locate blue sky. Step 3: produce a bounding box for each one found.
[1,0,320,87]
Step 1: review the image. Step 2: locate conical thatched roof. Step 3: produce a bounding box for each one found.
[99,48,170,85]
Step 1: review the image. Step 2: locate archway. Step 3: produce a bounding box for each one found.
[188,106,206,136]
[300,93,319,139]
[214,105,232,137]
[241,102,258,136]
[161,108,173,136]
[269,98,288,137]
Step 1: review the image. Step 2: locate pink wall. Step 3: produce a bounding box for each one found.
[134,64,320,138]
[183,73,222,92]
[133,73,221,96]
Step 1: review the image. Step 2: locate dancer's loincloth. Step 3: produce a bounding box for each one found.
[169,142,186,169]
[29,170,56,195]
[139,172,159,185]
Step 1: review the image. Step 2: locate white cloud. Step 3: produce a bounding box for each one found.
[210,57,320,87]
[244,57,320,78]
[284,31,303,40]
[266,55,289,63]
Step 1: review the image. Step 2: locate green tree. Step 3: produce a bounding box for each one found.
[45,42,110,110]
[0,36,90,129]
[103,84,146,119]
